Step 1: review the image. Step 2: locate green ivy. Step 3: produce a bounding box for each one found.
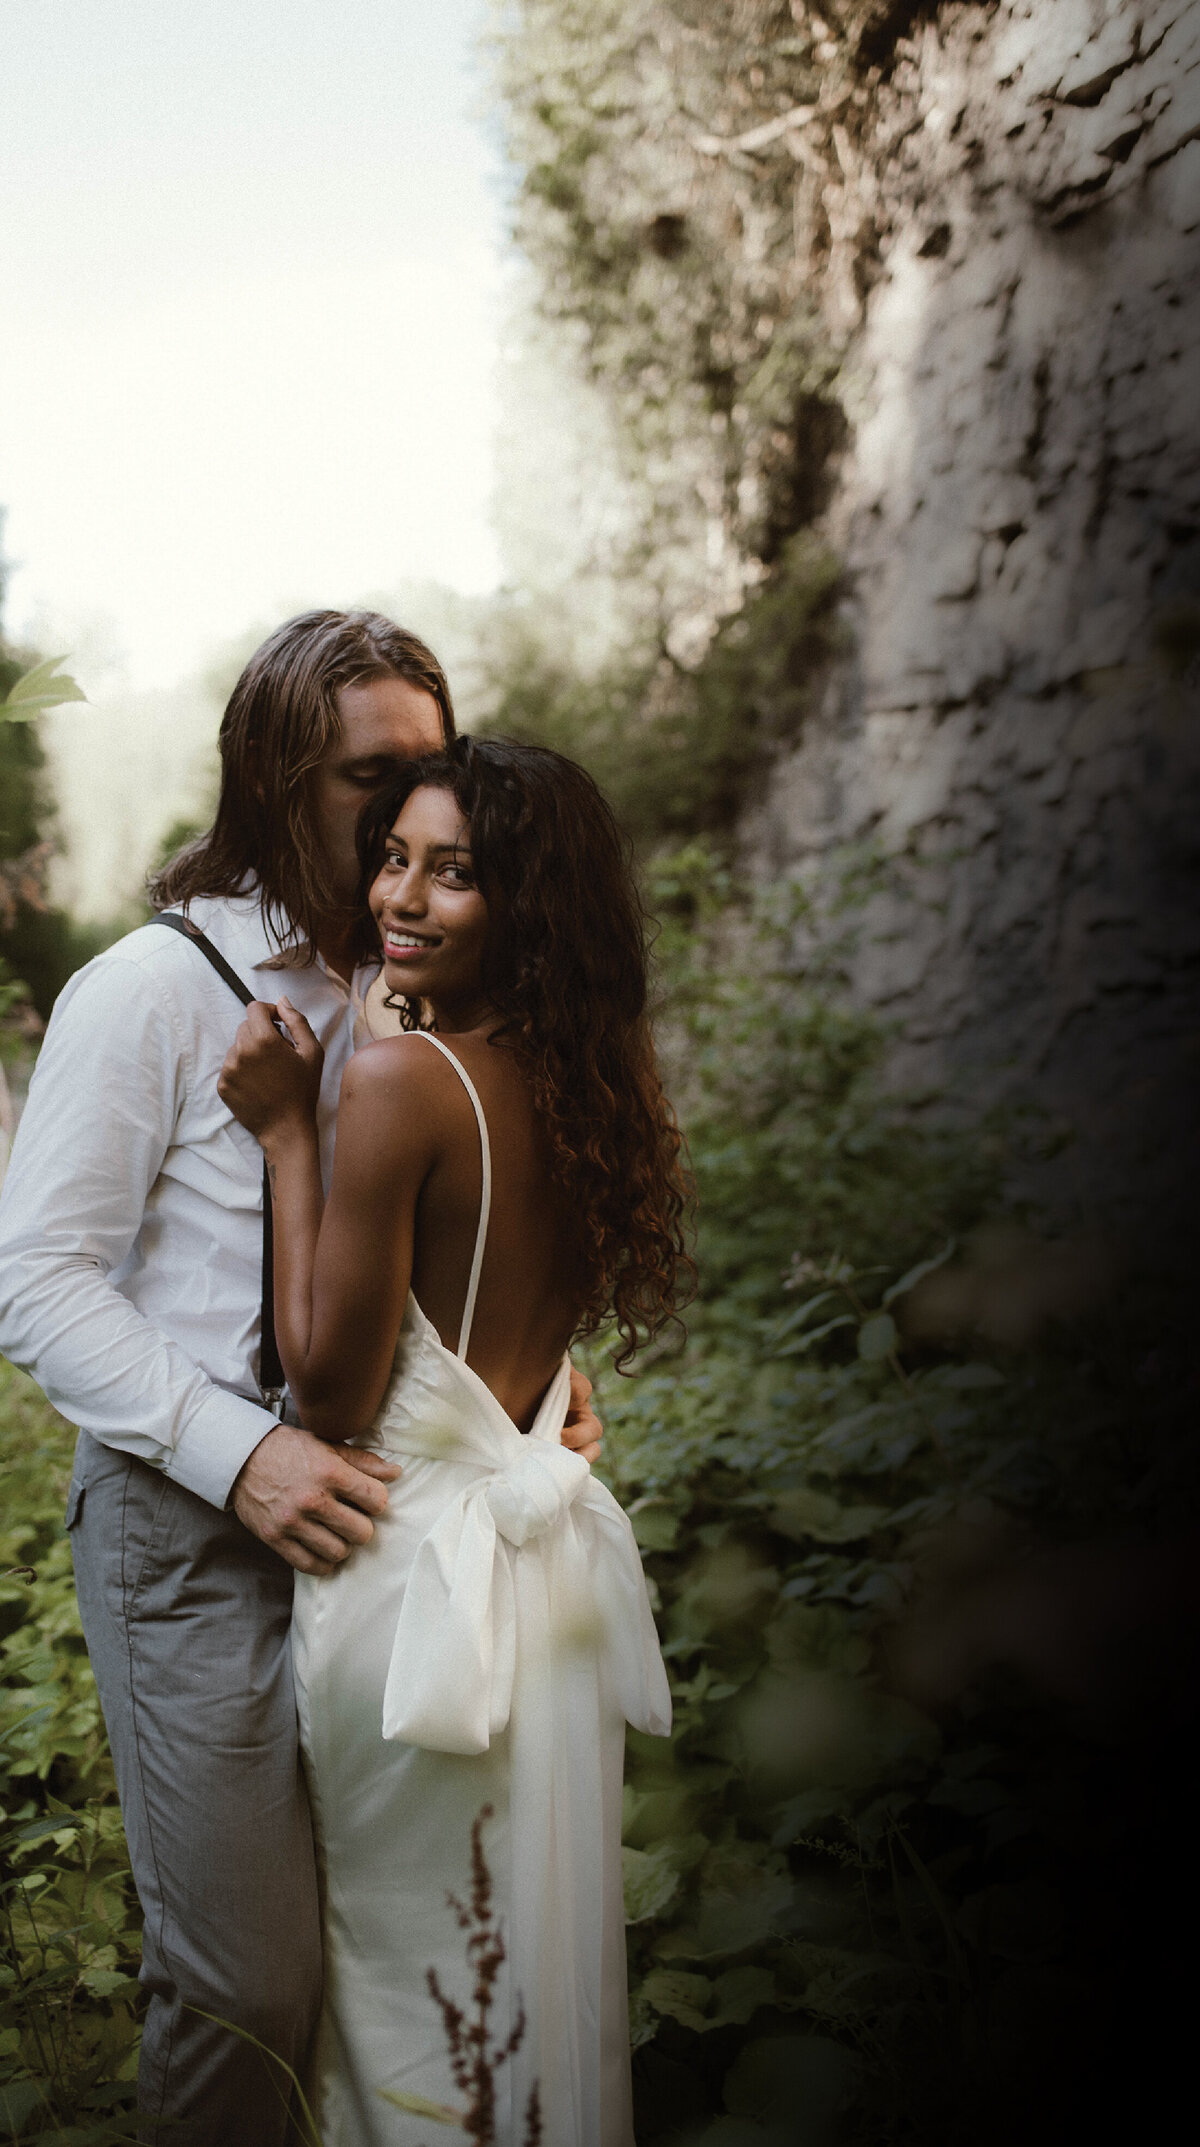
[0,1365,141,2143]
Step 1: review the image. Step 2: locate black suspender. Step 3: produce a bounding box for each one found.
[154,912,285,1409]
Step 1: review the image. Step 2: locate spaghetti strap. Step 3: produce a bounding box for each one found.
[408,1031,492,1362]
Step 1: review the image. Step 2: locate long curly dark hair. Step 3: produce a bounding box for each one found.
[357,736,694,1368]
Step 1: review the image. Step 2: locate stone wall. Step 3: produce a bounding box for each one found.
[740,0,1200,1231]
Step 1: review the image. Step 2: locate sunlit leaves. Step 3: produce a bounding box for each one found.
[0,660,87,726]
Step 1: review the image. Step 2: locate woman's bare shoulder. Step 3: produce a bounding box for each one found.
[341,1031,461,1102]
[333,1035,472,1182]
[349,1026,452,1082]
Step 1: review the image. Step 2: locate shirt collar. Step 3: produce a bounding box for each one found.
[166,890,379,1001]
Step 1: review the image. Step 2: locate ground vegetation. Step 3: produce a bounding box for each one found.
[1,869,1189,2140]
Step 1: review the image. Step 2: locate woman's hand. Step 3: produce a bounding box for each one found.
[218,996,324,1149]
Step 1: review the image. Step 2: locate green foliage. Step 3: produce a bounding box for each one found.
[147,818,206,883]
[0,664,88,729]
[0,880,1184,2141]
[475,4,888,849]
[476,533,843,841]
[491,1,850,570]
[0,650,110,1021]
[0,656,87,866]
[489,0,921,629]
[0,689,52,867]
[0,963,35,1067]
[649,860,996,1313]
[582,880,1185,2143]
[0,1365,141,2142]
[0,914,125,1027]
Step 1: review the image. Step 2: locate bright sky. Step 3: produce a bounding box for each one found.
[0,0,505,694]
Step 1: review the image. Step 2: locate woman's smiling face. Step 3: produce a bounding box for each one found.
[368,784,491,1022]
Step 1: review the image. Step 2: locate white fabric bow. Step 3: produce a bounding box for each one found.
[485,1439,590,1546]
[381,1444,670,1753]
[375,1314,671,1756]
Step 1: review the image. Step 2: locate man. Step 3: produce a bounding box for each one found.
[0,611,600,2145]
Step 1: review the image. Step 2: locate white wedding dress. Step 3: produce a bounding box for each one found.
[291,1033,672,2146]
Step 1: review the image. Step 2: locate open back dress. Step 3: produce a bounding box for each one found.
[290,1031,672,2145]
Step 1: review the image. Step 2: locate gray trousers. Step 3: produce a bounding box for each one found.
[67,1432,322,2147]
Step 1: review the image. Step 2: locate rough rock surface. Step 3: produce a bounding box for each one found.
[741,0,1200,1229]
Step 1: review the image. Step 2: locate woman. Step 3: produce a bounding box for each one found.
[218,736,691,2146]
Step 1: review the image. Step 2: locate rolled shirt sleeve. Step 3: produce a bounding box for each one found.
[0,951,276,1508]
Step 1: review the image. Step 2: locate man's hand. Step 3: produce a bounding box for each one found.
[232,1423,401,1576]
[561,1363,602,1466]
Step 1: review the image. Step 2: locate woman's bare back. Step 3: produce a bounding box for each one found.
[406,1031,587,1431]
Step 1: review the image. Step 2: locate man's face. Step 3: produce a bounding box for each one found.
[311,673,445,911]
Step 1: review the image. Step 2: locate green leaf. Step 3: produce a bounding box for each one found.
[638,1966,713,2030]
[768,1488,888,1546]
[0,1705,55,1748]
[723,2034,860,2129]
[856,1313,897,1362]
[13,1813,79,1845]
[0,2081,50,2129]
[882,1240,956,1307]
[628,1985,661,2050]
[622,1784,699,1847]
[623,1842,683,1923]
[655,1864,794,1962]
[708,1964,777,2026]
[628,1498,683,1551]
[80,1965,137,1997]
[769,1290,841,1342]
[931,1362,1005,1389]
[0,656,88,723]
[377,2087,465,2122]
[770,1788,850,1845]
[774,1313,855,1357]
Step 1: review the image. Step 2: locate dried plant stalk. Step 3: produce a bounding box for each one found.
[422,1804,542,2147]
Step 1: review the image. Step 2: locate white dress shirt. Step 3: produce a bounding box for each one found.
[0,893,376,1509]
